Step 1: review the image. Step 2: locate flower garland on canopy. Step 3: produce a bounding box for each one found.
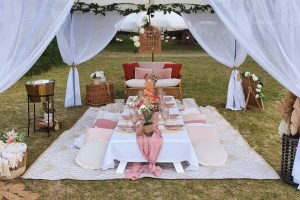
[72,2,213,16]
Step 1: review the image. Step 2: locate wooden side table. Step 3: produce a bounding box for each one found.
[85,83,114,106]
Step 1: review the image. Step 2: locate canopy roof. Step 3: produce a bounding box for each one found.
[119,11,187,32]
[79,0,209,6]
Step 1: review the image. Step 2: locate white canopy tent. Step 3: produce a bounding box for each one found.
[119,11,187,32]
[1,0,300,186]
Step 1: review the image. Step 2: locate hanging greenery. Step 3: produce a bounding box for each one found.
[72,2,214,16]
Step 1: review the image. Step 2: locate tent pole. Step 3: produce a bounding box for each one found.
[72,64,76,106]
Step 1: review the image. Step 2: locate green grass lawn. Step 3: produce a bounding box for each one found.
[0,40,299,199]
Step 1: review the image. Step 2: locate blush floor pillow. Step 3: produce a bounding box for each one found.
[164,64,182,79]
[75,140,108,169]
[153,68,172,79]
[123,63,139,80]
[94,119,117,129]
[84,128,113,144]
[75,128,113,169]
[187,124,227,166]
[135,68,152,79]
[183,113,208,124]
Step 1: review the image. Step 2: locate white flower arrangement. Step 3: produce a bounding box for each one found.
[116,38,123,42]
[139,27,145,34]
[0,129,26,144]
[241,71,265,99]
[132,36,139,42]
[244,71,251,77]
[90,71,106,81]
[134,41,141,48]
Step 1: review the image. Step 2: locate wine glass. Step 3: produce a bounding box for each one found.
[161,107,170,124]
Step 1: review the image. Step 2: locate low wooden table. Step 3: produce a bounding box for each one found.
[85,83,114,106]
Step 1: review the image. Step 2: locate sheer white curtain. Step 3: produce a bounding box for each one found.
[208,0,300,187]
[0,0,73,93]
[182,13,247,111]
[57,12,124,107]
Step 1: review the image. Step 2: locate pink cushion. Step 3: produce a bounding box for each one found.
[84,128,113,144]
[138,62,173,69]
[135,68,152,79]
[183,113,208,124]
[94,119,117,129]
[153,68,172,79]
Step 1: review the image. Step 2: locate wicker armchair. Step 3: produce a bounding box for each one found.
[123,62,183,101]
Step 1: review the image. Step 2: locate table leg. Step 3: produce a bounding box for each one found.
[173,162,184,173]
[116,161,128,174]
[33,102,36,133]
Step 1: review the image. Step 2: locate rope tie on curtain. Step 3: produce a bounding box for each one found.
[233,67,241,81]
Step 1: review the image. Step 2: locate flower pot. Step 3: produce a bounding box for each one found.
[93,79,102,85]
[143,124,153,137]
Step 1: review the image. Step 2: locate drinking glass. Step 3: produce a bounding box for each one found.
[161,107,170,123]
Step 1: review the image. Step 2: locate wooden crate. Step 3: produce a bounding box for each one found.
[139,25,161,54]
[85,83,114,106]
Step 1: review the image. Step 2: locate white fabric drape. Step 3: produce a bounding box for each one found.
[57,12,124,107]
[0,0,73,93]
[182,13,247,111]
[119,11,187,32]
[207,0,300,186]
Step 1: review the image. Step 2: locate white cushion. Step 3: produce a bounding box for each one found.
[126,79,181,88]
[75,140,108,169]
[155,79,181,87]
[125,79,145,88]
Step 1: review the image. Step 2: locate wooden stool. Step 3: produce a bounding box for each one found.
[85,83,114,106]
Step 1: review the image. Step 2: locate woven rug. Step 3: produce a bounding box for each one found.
[22,99,279,180]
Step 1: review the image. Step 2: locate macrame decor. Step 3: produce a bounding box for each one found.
[290,98,300,136]
[139,25,161,56]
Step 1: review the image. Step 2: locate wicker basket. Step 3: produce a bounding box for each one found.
[85,83,114,106]
[0,152,27,180]
[281,134,299,186]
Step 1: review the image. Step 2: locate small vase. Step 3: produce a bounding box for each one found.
[143,123,153,137]
[93,79,101,85]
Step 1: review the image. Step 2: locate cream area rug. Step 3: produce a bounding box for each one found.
[22,99,279,180]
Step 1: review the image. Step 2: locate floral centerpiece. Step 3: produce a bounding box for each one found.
[0,129,26,144]
[90,71,106,85]
[130,73,159,136]
[241,71,264,99]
